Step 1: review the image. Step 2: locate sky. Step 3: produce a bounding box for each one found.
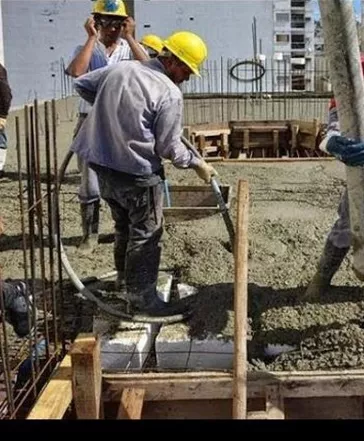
[313,0,361,20]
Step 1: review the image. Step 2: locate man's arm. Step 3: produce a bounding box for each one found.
[154,96,200,168]
[66,17,98,78]
[121,17,149,61]
[73,65,113,104]
[319,100,341,153]
[320,100,364,166]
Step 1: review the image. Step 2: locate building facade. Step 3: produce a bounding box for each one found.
[1,0,317,108]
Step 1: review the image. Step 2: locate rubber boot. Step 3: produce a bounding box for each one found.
[304,240,350,301]
[125,243,191,317]
[78,201,100,253]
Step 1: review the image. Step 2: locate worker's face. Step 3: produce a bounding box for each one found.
[96,15,126,44]
[168,58,193,84]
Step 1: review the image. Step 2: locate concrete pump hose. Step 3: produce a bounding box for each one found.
[54,149,189,324]
[319,0,364,280]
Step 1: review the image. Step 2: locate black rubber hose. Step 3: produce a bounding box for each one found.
[229,60,266,83]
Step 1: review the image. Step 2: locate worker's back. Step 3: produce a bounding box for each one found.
[71,58,182,177]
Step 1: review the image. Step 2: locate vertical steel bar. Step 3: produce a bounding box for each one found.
[23,106,37,399]
[29,106,40,373]
[51,99,65,353]
[44,102,58,350]
[33,100,50,360]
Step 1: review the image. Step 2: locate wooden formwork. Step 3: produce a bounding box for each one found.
[163,185,231,222]
[183,123,230,158]
[184,120,328,159]
[26,180,364,420]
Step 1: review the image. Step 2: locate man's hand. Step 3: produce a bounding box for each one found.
[326,135,364,166]
[120,17,136,39]
[193,160,218,183]
[84,17,98,39]
[0,118,6,131]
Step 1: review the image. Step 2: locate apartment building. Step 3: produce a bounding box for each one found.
[273,0,315,91]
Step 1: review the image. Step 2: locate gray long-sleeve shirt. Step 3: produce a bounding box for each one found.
[70,58,201,177]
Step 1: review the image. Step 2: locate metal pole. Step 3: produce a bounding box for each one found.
[318,0,364,279]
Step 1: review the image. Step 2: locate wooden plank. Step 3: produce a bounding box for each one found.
[273,130,279,157]
[232,180,249,419]
[285,397,363,419]
[204,157,334,163]
[243,129,249,150]
[197,134,206,157]
[142,399,232,419]
[70,334,102,419]
[266,385,285,419]
[27,355,72,419]
[247,411,267,420]
[117,388,145,419]
[192,129,231,137]
[103,369,364,402]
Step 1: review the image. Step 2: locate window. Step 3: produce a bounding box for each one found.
[276,12,289,22]
[276,34,290,43]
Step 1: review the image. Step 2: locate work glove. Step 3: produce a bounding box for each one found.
[193,160,218,183]
[0,118,6,131]
[325,135,364,167]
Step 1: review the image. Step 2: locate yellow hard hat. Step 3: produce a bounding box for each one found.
[92,0,127,17]
[141,34,164,54]
[163,31,208,77]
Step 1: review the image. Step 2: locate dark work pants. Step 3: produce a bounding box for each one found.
[96,167,164,307]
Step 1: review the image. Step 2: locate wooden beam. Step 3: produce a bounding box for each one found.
[232,180,249,419]
[27,355,72,420]
[117,388,145,419]
[103,370,364,402]
[204,157,334,163]
[70,334,102,419]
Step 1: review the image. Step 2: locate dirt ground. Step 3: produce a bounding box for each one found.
[2,97,364,371]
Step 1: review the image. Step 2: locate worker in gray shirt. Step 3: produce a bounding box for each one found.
[70,31,217,316]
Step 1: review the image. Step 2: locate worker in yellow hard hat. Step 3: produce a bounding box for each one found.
[305,54,364,301]
[69,30,217,317]
[65,0,148,253]
[140,34,164,58]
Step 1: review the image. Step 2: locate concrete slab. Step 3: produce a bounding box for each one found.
[156,322,234,370]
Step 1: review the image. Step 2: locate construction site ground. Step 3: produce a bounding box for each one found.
[2,97,364,372]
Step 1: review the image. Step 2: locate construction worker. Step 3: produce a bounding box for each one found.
[69,31,217,316]
[66,0,148,253]
[305,54,364,299]
[0,63,12,179]
[140,34,164,58]
[0,281,33,337]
